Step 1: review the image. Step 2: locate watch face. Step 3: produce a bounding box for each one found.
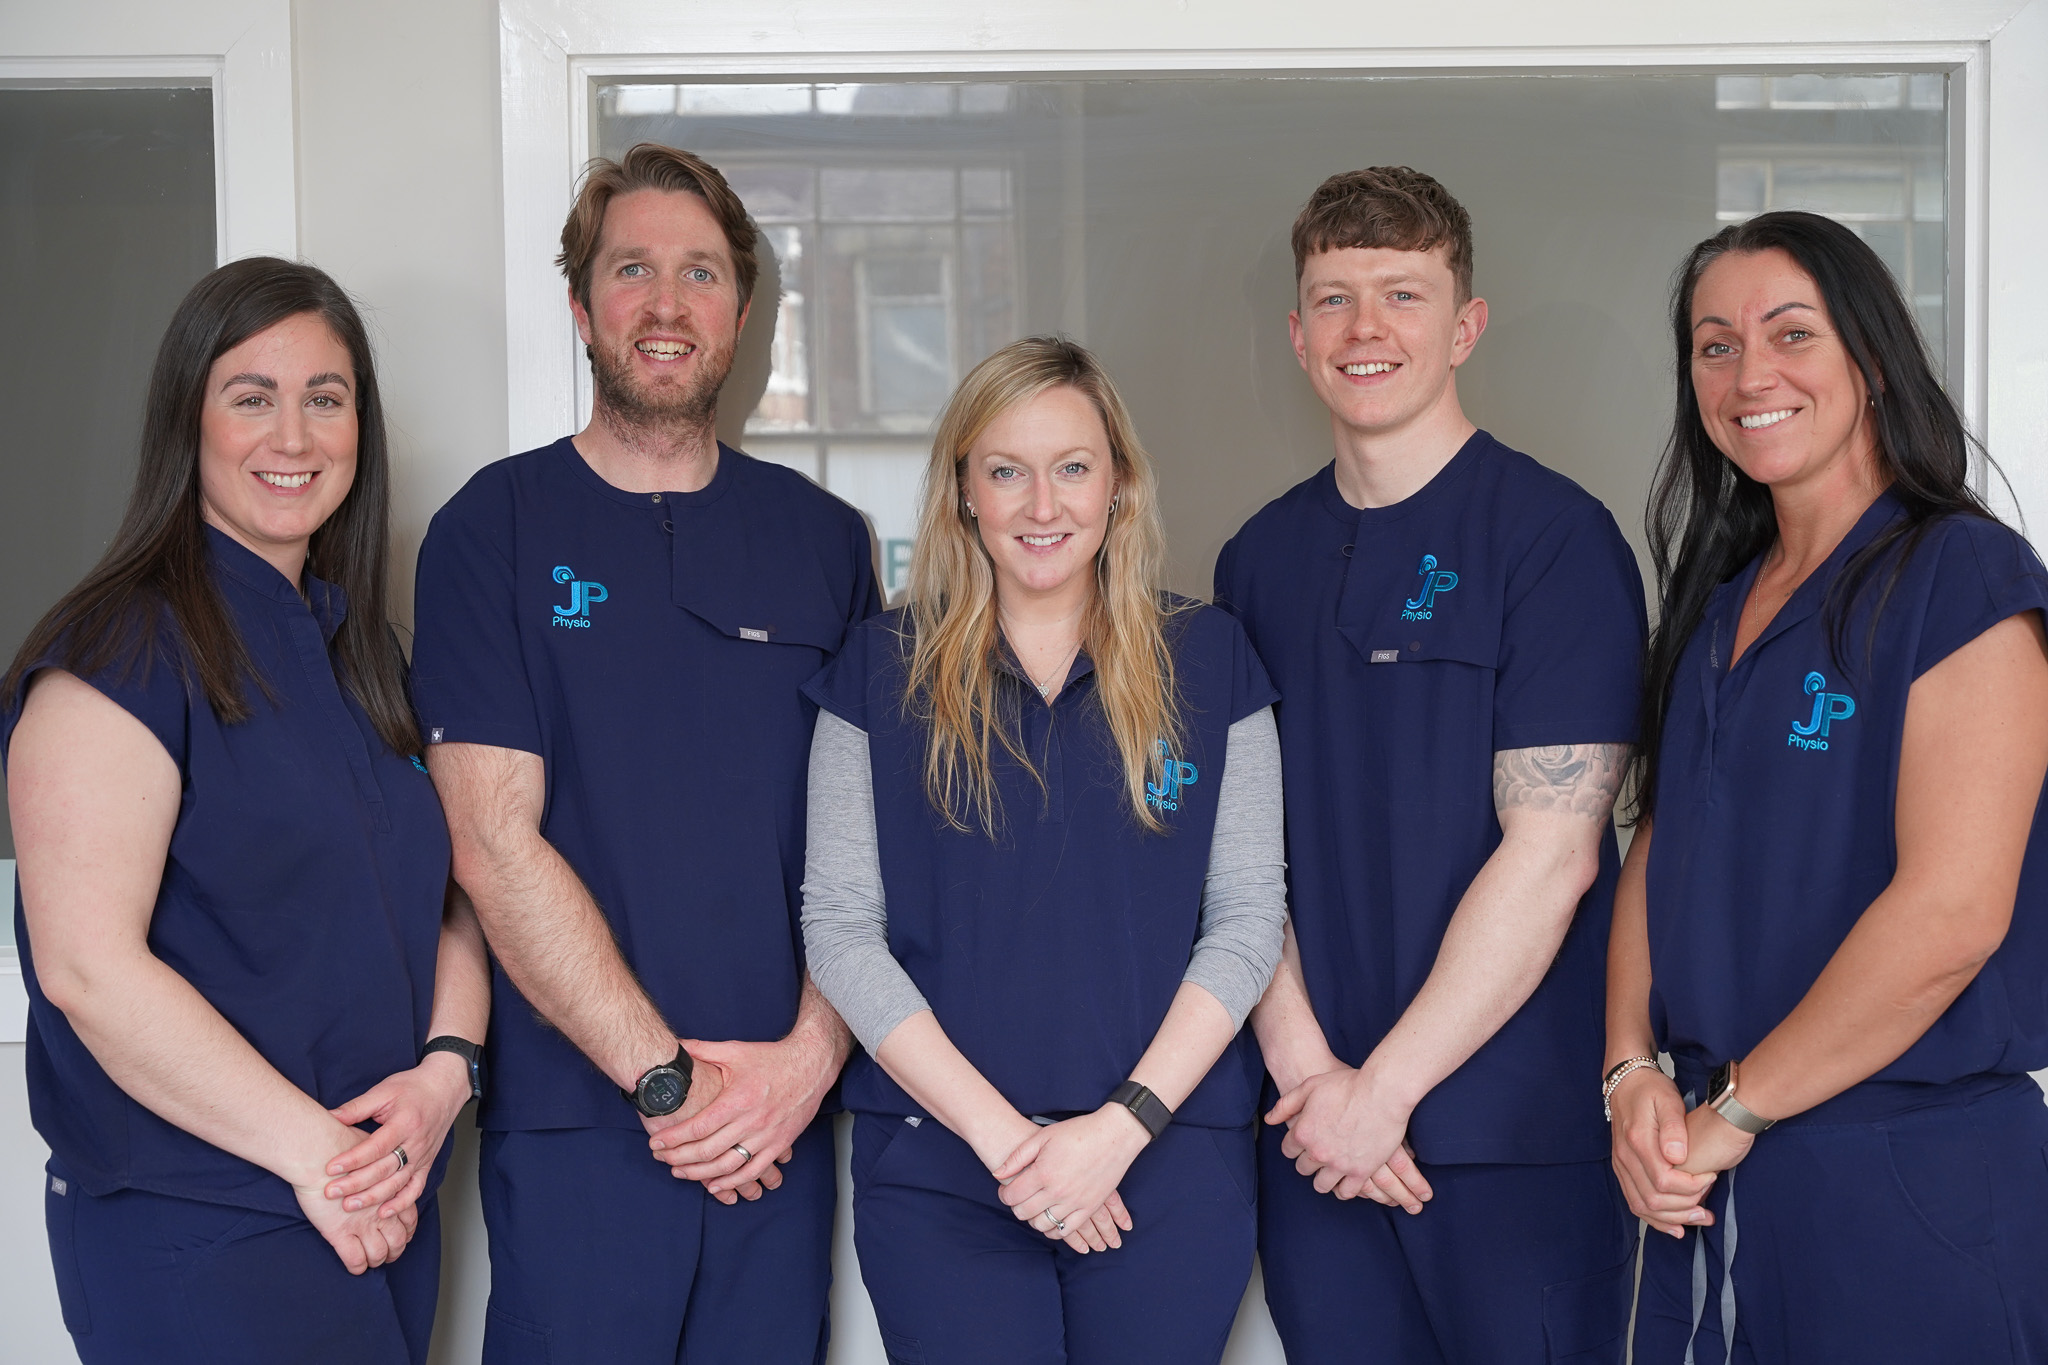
[1707,1061,1733,1105]
[641,1069,685,1115]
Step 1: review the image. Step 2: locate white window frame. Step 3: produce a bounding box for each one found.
[498,0,2048,535]
[0,0,297,1040]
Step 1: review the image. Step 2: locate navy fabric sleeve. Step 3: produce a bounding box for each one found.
[801,615,884,731]
[1222,609,1281,725]
[1492,502,1647,752]
[3,625,192,776]
[410,492,542,756]
[1910,518,2048,680]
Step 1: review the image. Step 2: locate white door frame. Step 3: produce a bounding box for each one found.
[0,0,297,1040]
[497,0,2048,530]
[0,0,298,264]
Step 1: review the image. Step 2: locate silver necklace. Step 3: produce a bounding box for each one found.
[1026,639,1083,698]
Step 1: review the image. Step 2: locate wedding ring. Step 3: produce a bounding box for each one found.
[394,1146,408,1170]
[733,1143,754,1163]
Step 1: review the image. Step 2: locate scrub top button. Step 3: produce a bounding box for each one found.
[652,493,663,503]
[1409,640,1421,652]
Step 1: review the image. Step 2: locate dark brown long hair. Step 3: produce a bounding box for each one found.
[1631,212,1997,823]
[2,257,421,756]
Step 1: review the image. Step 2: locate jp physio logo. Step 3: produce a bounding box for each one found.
[1402,554,1458,621]
[1787,670,1855,751]
[551,565,607,628]
[1145,740,1199,813]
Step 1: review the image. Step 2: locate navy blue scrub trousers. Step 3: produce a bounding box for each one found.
[850,1112,1257,1365]
[478,1115,836,1364]
[1635,1072,2048,1364]
[1257,1121,1636,1364]
[44,1158,442,1365]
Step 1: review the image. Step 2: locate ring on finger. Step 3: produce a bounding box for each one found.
[394,1146,408,1171]
[732,1143,753,1163]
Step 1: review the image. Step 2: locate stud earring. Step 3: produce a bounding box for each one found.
[966,502,977,518]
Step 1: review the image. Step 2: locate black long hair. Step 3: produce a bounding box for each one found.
[2,257,421,756]
[1631,211,1995,823]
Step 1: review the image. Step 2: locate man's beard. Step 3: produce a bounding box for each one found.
[588,329,735,437]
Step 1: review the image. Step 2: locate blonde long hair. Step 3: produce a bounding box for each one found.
[902,336,1186,837]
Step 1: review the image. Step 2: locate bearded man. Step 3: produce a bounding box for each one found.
[410,143,879,1364]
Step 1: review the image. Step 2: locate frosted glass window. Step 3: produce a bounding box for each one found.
[0,86,215,890]
[595,72,1949,602]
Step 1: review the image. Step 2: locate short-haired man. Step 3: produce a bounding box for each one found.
[1214,167,1645,1362]
[411,143,878,1362]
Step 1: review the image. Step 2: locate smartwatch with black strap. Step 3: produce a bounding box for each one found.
[1107,1080,1173,1141]
[624,1046,694,1118]
[422,1035,485,1103]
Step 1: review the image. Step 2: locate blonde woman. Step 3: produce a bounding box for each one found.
[801,337,1286,1363]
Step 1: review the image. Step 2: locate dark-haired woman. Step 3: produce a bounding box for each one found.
[1606,210,2048,1363]
[3,258,489,1364]
[800,337,1285,1363]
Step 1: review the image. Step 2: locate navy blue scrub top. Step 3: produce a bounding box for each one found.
[804,602,1279,1129]
[1,528,450,1216]
[1214,431,1646,1164]
[1647,494,2048,1085]
[411,439,879,1131]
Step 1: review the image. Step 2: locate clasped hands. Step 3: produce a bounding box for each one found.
[643,1035,838,1205]
[989,1106,1145,1255]
[300,1048,475,1275]
[1607,1067,1754,1239]
[1265,1047,1433,1213]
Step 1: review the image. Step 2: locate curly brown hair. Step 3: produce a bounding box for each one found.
[1291,166,1474,303]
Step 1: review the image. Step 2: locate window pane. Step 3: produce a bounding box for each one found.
[596,72,1950,600]
[0,87,215,874]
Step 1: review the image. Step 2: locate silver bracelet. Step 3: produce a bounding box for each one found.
[1601,1055,1661,1122]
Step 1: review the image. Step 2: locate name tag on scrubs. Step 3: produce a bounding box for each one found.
[1370,649,1401,663]
[738,627,770,642]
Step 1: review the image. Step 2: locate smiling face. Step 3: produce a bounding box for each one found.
[197,311,359,583]
[571,187,750,431]
[1290,244,1486,442]
[963,385,1119,612]
[1688,247,1879,495]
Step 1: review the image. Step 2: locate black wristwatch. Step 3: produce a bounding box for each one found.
[423,1035,484,1103]
[1107,1080,1174,1141]
[624,1047,694,1118]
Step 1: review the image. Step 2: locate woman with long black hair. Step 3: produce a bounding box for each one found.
[3,258,488,1363]
[1606,210,2048,1362]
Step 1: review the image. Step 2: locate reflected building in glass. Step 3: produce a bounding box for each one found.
[595,73,1949,601]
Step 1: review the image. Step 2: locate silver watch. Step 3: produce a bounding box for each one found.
[1706,1059,1775,1135]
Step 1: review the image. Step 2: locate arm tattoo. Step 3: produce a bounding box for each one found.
[1491,743,1629,821]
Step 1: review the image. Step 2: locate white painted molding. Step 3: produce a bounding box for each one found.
[0,0,297,264]
[1985,0,2048,535]
[0,859,20,1046]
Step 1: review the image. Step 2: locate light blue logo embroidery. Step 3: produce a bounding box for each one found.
[1787,670,1855,751]
[1145,740,1200,813]
[1402,554,1458,621]
[551,565,607,628]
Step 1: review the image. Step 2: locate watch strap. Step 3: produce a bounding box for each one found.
[422,1035,484,1102]
[623,1046,694,1117]
[1708,1059,1775,1135]
[1108,1080,1173,1141]
[1711,1090,1775,1135]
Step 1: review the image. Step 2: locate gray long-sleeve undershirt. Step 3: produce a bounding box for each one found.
[801,705,1287,1055]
